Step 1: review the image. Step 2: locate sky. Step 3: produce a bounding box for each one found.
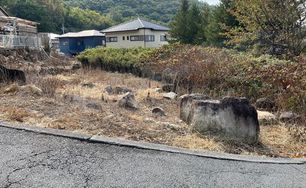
[201,0,220,5]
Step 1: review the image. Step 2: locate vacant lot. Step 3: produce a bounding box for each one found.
[0,69,305,158]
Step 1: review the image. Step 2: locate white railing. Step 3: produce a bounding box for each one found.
[0,35,41,50]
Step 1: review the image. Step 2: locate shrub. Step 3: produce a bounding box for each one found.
[146,44,306,119]
[77,47,156,75]
[37,77,64,97]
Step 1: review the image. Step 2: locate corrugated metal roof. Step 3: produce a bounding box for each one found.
[102,18,170,33]
[58,30,105,38]
[0,16,39,25]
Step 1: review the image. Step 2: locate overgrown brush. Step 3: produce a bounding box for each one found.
[147,44,306,120]
[78,44,306,123]
[37,77,64,97]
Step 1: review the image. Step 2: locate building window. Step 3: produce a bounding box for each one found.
[160,35,168,41]
[106,37,118,42]
[62,41,69,46]
[130,35,155,42]
[130,35,144,41]
[122,36,125,40]
[127,36,130,40]
[145,35,155,42]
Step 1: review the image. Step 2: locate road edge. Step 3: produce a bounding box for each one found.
[1,121,305,165]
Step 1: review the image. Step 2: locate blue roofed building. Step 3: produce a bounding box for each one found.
[58,30,105,56]
[102,18,170,48]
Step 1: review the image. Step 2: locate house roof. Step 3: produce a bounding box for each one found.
[0,6,9,17]
[102,18,170,33]
[58,30,105,38]
[0,16,39,26]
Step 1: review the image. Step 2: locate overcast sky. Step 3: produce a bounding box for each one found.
[201,0,220,5]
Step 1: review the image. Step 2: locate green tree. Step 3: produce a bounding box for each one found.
[187,3,203,44]
[170,0,190,43]
[64,7,112,32]
[229,0,306,58]
[206,0,239,47]
[0,0,112,33]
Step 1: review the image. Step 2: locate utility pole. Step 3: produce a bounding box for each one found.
[61,23,65,34]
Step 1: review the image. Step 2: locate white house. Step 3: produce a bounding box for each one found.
[102,18,170,48]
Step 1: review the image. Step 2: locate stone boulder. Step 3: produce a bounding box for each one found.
[179,94,210,123]
[4,84,43,96]
[162,84,174,92]
[152,107,166,116]
[86,101,102,110]
[279,111,301,123]
[105,86,132,95]
[104,86,113,94]
[185,97,259,143]
[163,92,177,100]
[0,65,26,85]
[118,92,138,110]
[63,94,83,102]
[82,82,95,88]
[257,110,277,125]
[255,98,275,111]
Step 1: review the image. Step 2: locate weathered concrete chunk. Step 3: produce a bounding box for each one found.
[104,85,113,94]
[163,92,177,100]
[118,92,138,110]
[179,94,210,123]
[152,107,166,116]
[279,111,301,123]
[255,98,275,111]
[186,97,259,143]
[257,110,277,125]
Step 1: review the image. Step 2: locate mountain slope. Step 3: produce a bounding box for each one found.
[63,0,181,25]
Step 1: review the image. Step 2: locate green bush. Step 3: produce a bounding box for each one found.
[77,47,156,75]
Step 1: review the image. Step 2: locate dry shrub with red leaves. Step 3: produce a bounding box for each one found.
[147,44,306,122]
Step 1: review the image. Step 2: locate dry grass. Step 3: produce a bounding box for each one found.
[36,77,64,97]
[0,69,305,158]
[173,134,224,152]
[261,125,306,158]
[0,106,33,122]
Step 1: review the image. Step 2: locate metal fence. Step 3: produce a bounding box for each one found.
[0,35,41,50]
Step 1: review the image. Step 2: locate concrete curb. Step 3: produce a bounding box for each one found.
[0,121,91,141]
[1,121,305,165]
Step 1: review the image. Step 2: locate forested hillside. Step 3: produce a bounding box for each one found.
[0,0,192,33]
[63,0,181,24]
[0,0,110,33]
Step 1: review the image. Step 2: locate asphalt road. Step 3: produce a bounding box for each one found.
[0,127,305,188]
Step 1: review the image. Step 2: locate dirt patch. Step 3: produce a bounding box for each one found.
[0,69,305,158]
